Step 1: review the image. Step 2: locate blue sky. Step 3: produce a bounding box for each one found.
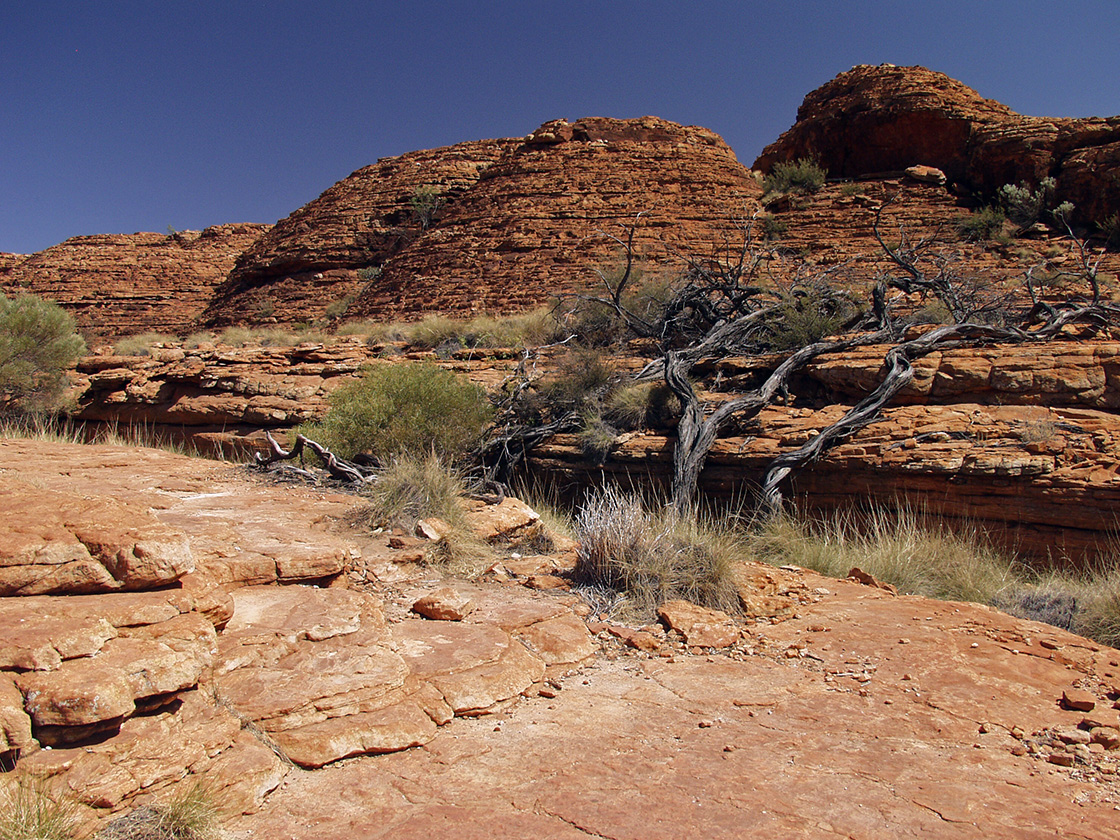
[3,0,1119,254]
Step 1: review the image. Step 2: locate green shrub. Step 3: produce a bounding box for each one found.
[307,361,493,461]
[759,213,788,241]
[410,185,445,230]
[839,181,864,197]
[763,158,827,196]
[574,486,742,619]
[998,177,1059,229]
[957,206,1007,241]
[0,294,86,413]
[765,287,857,350]
[356,266,382,282]
[536,347,614,409]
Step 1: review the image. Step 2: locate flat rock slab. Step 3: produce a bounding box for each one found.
[234,588,1120,840]
[0,479,193,595]
[0,438,367,588]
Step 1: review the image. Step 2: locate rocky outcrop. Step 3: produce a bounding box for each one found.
[0,440,593,826]
[2,441,1119,838]
[754,64,1120,227]
[348,117,762,321]
[0,480,194,596]
[203,139,520,327]
[0,225,269,341]
[531,339,1120,561]
[206,117,762,326]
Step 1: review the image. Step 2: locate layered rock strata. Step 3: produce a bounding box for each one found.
[0,225,269,341]
[0,440,594,827]
[755,64,1120,226]
[208,116,763,326]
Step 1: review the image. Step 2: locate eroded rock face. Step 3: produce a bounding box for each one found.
[203,140,519,327]
[754,63,1120,226]
[349,117,762,321]
[0,480,194,595]
[2,439,1119,839]
[206,116,762,326]
[0,225,269,341]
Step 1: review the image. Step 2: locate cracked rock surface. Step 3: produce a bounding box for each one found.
[1,440,1118,838]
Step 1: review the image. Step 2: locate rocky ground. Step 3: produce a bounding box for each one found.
[2,439,1119,838]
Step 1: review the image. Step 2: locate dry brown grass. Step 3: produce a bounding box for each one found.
[574,486,742,619]
[0,775,81,840]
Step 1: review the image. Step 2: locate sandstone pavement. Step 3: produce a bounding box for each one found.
[0,439,1118,838]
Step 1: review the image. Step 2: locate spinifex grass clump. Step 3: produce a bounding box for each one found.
[574,486,742,619]
[347,453,496,576]
[0,776,80,840]
[351,453,467,533]
[94,782,223,840]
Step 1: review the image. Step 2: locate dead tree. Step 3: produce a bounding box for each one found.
[255,431,373,484]
[479,201,1116,517]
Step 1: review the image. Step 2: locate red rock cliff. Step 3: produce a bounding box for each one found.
[754,64,1120,225]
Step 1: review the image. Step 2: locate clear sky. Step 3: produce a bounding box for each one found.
[3,0,1119,254]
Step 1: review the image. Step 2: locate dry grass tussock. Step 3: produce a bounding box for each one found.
[336,308,564,351]
[94,782,223,840]
[0,414,213,458]
[562,490,1120,647]
[347,454,495,577]
[574,486,742,620]
[750,506,1018,605]
[0,775,81,840]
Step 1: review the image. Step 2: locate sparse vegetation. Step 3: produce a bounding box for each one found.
[0,294,86,413]
[759,213,788,241]
[576,411,618,464]
[410,185,445,230]
[94,781,223,840]
[750,506,1017,604]
[217,326,328,347]
[350,452,468,532]
[574,486,742,619]
[603,381,681,431]
[323,295,356,320]
[303,361,493,463]
[114,332,179,356]
[765,286,858,350]
[0,775,80,840]
[1100,212,1120,252]
[997,177,1071,231]
[763,158,827,196]
[957,206,1007,241]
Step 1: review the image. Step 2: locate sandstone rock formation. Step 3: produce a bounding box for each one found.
[755,64,1120,227]
[203,139,520,327]
[0,439,594,827]
[208,116,762,326]
[530,339,1120,560]
[1,440,1118,837]
[0,225,269,341]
